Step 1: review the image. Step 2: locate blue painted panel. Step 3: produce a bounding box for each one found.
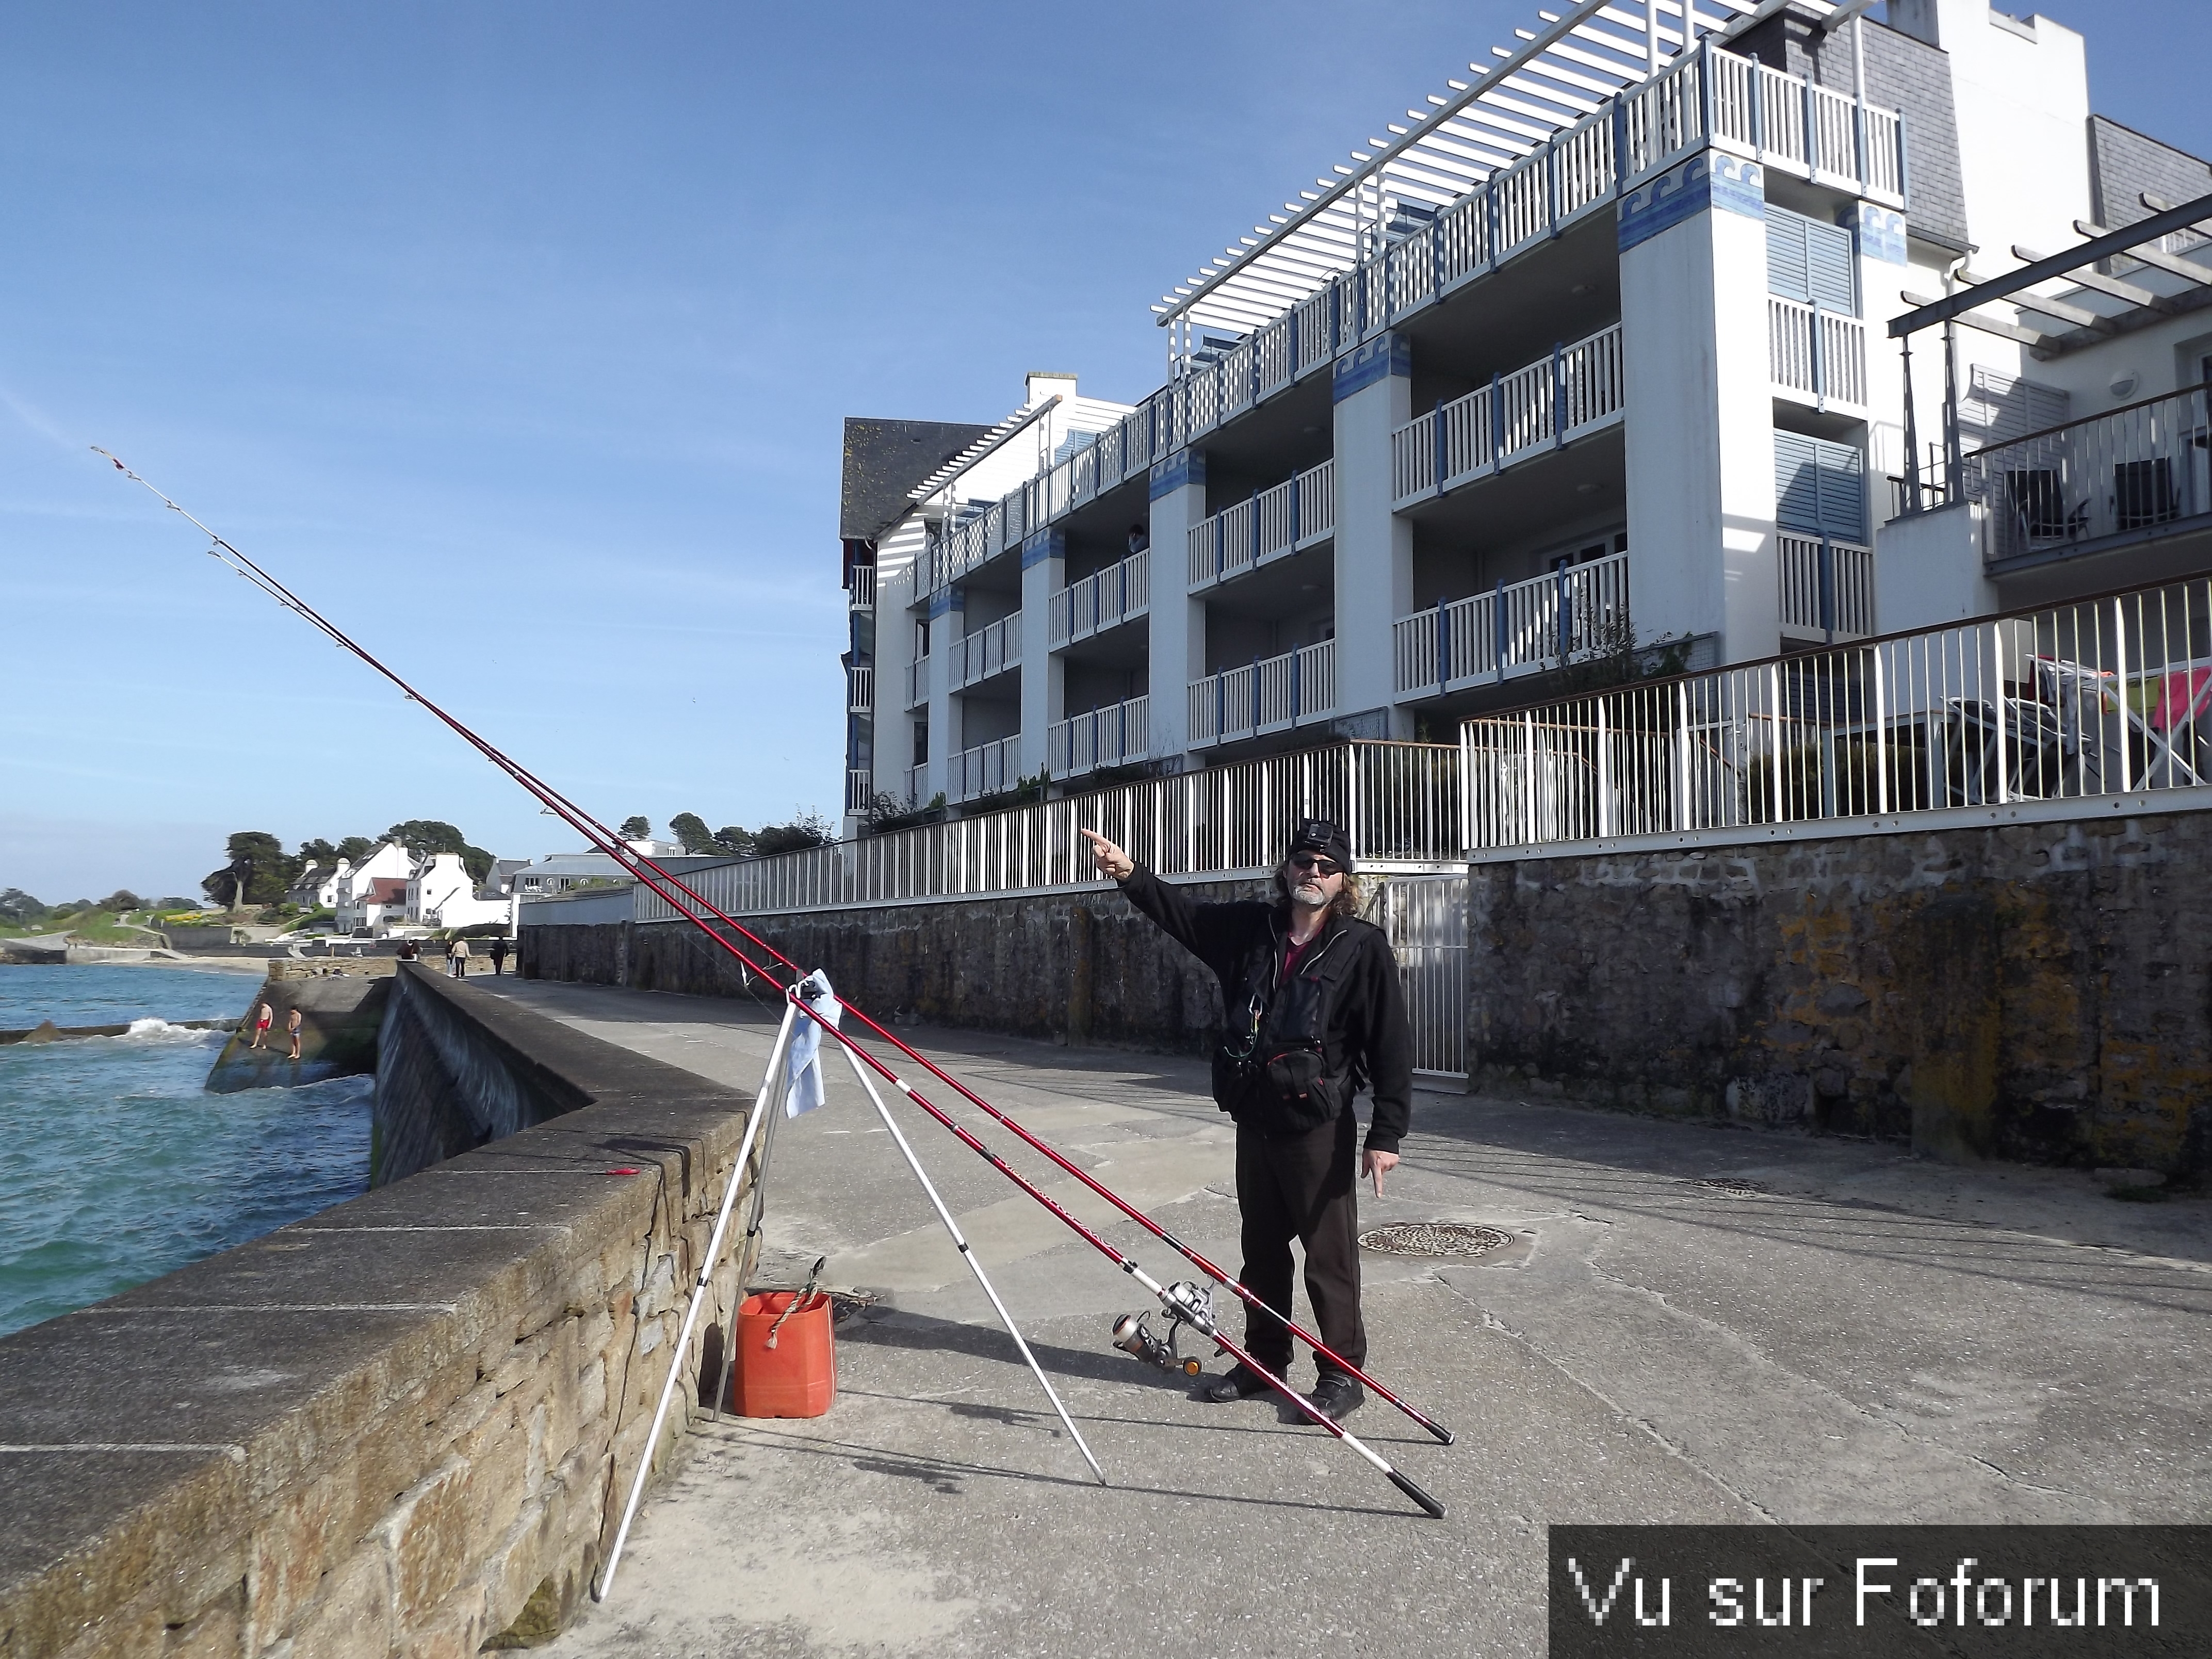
[1020,529,1063,570]
[927,587,964,620]
[1148,448,1206,500]
[1847,203,1908,265]
[1618,154,1765,253]
[1330,332,1412,403]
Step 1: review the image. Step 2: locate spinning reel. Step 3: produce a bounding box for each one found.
[1109,1280,1219,1377]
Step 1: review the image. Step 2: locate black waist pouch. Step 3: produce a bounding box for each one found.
[1259,1041,1339,1135]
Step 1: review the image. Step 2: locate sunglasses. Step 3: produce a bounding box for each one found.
[1289,852,1343,875]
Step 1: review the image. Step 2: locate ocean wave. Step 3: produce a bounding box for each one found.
[113,1018,229,1046]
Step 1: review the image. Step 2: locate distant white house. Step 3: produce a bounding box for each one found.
[327,840,517,935]
[407,853,516,932]
[333,842,415,934]
[287,859,350,910]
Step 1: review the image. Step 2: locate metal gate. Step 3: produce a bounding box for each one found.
[1370,874,1467,1080]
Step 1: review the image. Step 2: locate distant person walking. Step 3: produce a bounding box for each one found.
[396,939,419,963]
[447,937,470,979]
[250,1001,273,1049]
[489,936,509,977]
[286,1006,303,1062]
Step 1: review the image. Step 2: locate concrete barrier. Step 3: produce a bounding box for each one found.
[0,966,765,1655]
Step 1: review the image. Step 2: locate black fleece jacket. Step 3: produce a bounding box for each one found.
[1115,864,1412,1153]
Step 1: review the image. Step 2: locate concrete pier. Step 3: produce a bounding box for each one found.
[470,979,2212,1659]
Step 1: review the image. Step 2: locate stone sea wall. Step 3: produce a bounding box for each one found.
[522,875,1274,1052]
[0,966,765,1655]
[1470,809,2212,1177]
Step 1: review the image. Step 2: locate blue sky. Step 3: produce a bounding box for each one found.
[2,2,2204,902]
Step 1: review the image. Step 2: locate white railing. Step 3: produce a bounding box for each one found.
[1050,548,1152,648]
[1391,324,1624,509]
[949,614,1021,691]
[1957,386,2212,568]
[905,763,926,804]
[1047,694,1150,778]
[948,735,1021,803]
[1392,551,1631,697]
[906,653,930,709]
[1778,534,1876,641]
[1768,298,1866,411]
[1461,576,2212,850]
[849,566,875,609]
[846,665,873,712]
[905,49,1901,606]
[845,769,874,813]
[632,739,1463,920]
[1189,640,1336,747]
[1187,458,1337,590]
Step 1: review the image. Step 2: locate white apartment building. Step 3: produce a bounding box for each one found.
[838,0,2212,831]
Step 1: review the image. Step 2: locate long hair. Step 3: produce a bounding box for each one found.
[1274,864,1364,920]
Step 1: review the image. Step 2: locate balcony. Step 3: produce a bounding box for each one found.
[1188,641,1336,748]
[1768,299,1866,414]
[846,664,873,712]
[1186,460,1336,592]
[1049,548,1151,648]
[905,653,929,709]
[1392,551,1629,698]
[904,762,926,805]
[1958,386,2212,571]
[948,736,1020,803]
[849,566,876,610]
[844,768,873,813]
[1778,533,1875,642]
[949,614,1021,692]
[1047,695,1149,779]
[1391,325,1623,510]
[1707,48,1904,201]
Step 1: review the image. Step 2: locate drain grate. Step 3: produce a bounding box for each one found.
[1359,1221,1511,1258]
[1697,1177,1768,1197]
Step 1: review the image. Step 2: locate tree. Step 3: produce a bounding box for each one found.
[202,831,298,909]
[383,820,468,858]
[0,889,45,926]
[461,845,495,884]
[619,816,652,841]
[754,812,832,857]
[99,889,144,913]
[714,826,756,856]
[669,812,719,854]
[335,836,377,864]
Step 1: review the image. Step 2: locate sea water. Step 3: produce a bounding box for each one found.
[0,964,370,1338]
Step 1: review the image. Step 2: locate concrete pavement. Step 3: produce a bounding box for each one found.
[475,978,2211,1658]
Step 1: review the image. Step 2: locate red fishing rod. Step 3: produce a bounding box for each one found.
[102,451,1452,1509]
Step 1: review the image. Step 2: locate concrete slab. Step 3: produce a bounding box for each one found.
[477,979,2212,1658]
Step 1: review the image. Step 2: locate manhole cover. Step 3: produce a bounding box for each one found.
[1698,1177,1767,1197]
[1359,1221,1511,1257]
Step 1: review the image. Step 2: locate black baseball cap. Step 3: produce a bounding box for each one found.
[1288,818,1354,874]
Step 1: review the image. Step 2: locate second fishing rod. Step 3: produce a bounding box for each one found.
[100,449,1455,1459]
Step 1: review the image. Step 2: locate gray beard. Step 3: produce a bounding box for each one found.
[1290,882,1327,908]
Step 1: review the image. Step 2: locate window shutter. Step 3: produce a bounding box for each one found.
[1774,431,1866,540]
[1766,214,1811,304]
[1807,220,1857,314]
[1814,440,1866,539]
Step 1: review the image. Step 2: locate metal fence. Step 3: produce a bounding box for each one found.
[1461,576,2212,849]
[1370,874,1468,1079]
[636,740,1463,921]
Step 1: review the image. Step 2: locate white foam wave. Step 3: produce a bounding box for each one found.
[116,1018,227,1046]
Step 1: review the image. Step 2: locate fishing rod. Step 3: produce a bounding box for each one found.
[101,450,1450,1512]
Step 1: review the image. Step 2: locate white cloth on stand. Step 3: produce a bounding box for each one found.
[783,970,843,1117]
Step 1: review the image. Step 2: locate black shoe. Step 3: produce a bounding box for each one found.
[1199,1363,1274,1403]
[1306,1373,1365,1421]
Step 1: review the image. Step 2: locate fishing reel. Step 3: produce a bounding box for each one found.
[1109,1280,1221,1376]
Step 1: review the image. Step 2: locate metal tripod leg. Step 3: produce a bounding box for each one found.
[597,996,801,1602]
[835,1040,1108,1486]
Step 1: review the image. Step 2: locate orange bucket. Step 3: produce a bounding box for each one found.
[730,1291,836,1418]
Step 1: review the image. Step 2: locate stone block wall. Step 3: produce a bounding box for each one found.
[523,875,1274,1053]
[1471,810,2212,1177]
[0,968,766,1655]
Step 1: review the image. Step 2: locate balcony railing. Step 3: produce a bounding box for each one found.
[1188,640,1336,747]
[1392,551,1630,698]
[906,653,930,709]
[907,45,1904,606]
[904,763,926,804]
[1186,459,1337,591]
[1778,533,1875,642]
[948,735,1020,803]
[1047,694,1150,778]
[1049,548,1152,648]
[1768,299,1866,412]
[949,614,1021,692]
[1461,575,2211,851]
[846,664,873,712]
[1390,325,1624,509]
[844,768,874,813]
[1957,385,2212,568]
[849,566,876,610]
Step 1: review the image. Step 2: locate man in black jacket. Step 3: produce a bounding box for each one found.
[1081,817,1411,1421]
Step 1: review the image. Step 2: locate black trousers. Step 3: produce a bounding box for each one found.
[1234,1108,1364,1379]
